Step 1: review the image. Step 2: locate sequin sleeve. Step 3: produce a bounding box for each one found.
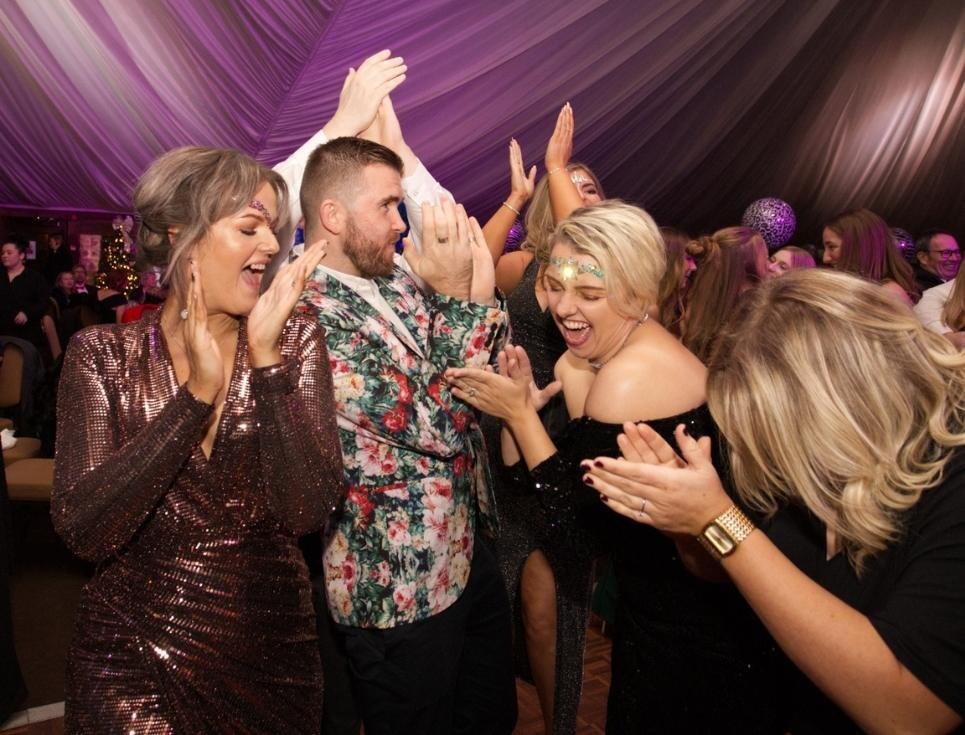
[51,329,215,562]
[251,316,343,535]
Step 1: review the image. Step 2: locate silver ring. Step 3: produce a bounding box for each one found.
[468,388,476,398]
[639,497,647,513]
[179,308,189,320]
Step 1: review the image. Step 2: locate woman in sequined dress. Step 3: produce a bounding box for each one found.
[51,147,342,734]
[447,200,786,733]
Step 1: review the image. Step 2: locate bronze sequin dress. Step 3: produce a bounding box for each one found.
[51,310,343,734]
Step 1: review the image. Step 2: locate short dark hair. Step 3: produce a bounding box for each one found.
[300,137,403,242]
[2,236,28,254]
[915,228,955,253]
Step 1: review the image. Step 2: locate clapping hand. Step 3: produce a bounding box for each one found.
[497,345,561,411]
[182,259,224,405]
[582,423,732,535]
[404,199,491,303]
[324,50,407,139]
[247,240,327,367]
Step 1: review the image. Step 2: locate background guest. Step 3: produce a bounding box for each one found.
[822,208,919,305]
[766,245,816,277]
[914,229,960,292]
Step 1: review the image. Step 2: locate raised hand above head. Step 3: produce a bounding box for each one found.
[545,102,574,174]
[360,95,418,174]
[323,50,407,140]
[508,138,537,210]
[246,240,327,367]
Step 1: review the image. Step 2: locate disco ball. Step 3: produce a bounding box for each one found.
[741,198,796,249]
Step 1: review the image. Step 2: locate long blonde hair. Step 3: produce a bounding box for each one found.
[941,264,965,331]
[707,269,965,573]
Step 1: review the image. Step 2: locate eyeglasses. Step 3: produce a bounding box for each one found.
[929,249,962,261]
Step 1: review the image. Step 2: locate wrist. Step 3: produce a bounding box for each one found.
[249,346,282,368]
[185,379,218,405]
[322,116,356,140]
[696,505,755,561]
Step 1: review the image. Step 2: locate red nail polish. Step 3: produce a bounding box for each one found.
[593,460,603,468]
[599,494,608,503]
[584,475,594,486]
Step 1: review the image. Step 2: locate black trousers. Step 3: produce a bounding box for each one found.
[335,537,517,735]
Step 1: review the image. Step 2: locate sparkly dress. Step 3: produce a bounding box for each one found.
[531,406,788,734]
[51,311,343,734]
[494,258,591,734]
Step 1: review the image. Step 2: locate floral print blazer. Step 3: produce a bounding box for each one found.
[298,264,507,628]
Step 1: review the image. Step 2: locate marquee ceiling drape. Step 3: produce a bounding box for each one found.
[0,0,962,242]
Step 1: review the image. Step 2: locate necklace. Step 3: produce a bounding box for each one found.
[589,312,649,370]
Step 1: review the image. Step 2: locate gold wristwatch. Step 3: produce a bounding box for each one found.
[697,505,755,560]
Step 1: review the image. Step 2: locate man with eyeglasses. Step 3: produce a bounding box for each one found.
[914,229,961,291]
[914,230,962,343]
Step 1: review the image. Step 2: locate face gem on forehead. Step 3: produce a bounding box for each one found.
[248,199,276,228]
[549,255,605,282]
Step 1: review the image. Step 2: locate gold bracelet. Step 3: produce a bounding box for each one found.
[546,167,565,176]
[501,201,521,217]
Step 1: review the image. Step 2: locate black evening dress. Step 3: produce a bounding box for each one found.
[492,258,592,733]
[531,405,788,734]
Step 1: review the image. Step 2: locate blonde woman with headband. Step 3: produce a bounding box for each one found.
[587,268,965,733]
[447,200,786,733]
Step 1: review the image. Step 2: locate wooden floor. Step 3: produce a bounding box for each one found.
[2,624,612,734]
[514,622,613,734]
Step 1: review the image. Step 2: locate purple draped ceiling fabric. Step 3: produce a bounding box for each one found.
[0,0,962,239]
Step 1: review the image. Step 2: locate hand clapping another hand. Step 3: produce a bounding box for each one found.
[246,240,327,367]
[498,344,562,412]
[324,50,407,139]
[583,423,732,535]
[404,199,493,304]
[444,362,532,423]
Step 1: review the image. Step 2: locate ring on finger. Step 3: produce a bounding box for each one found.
[639,497,647,513]
[468,388,477,398]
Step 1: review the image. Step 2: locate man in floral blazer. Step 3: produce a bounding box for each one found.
[291,136,517,734]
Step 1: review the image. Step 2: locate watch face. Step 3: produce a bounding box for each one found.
[703,523,736,556]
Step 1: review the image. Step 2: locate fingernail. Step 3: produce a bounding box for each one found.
[593,460,603,468]
[599,494,608,503]
[583,475,594,486]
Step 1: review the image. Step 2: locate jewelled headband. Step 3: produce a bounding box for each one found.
[548,255,605,282]
[248,199,276,229]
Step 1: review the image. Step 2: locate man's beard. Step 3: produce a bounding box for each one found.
[343,217,395,279]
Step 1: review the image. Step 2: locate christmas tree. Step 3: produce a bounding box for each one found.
[95,218,139,296]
